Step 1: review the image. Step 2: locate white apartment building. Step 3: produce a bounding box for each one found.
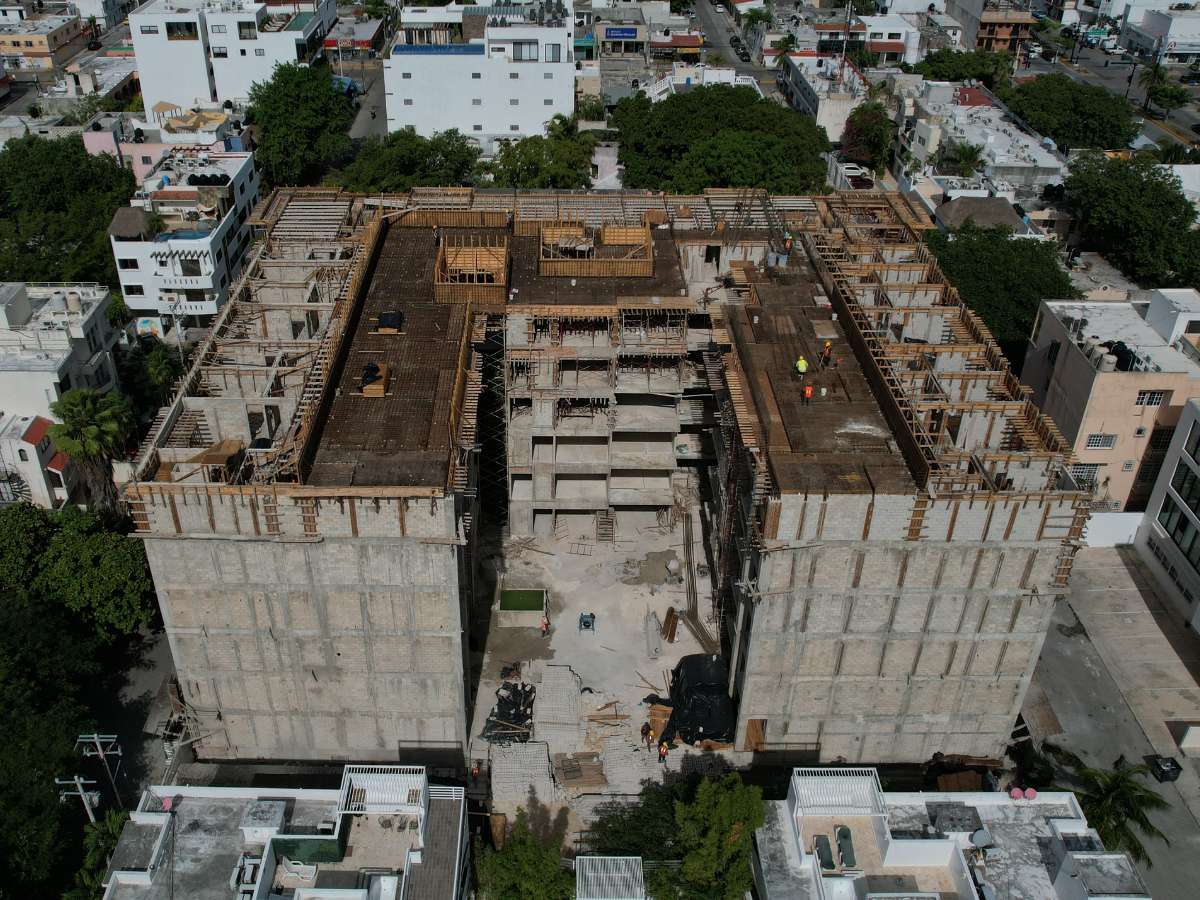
[384,1,575,155]
[777,56,869,143]
[756,768,1150,900]
[129,0,336,118]
[108,149,259,321]
[0,282,120,418]
[1124,8,1200,65]
[0,412,78,508]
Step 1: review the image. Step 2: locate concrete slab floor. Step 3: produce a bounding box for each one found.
[469,514,714,813]
[1030,547,1200,898]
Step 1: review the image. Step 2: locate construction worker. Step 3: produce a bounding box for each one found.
[540,614,550,638]
[820,341,833,370]
[803,383,813,407]
[658,740,670,764]
[794,355,809,380]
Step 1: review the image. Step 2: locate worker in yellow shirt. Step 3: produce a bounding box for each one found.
[795,355,809,380]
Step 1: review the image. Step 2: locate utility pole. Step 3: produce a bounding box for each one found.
[76,734,125,810]
[57,775,99,825]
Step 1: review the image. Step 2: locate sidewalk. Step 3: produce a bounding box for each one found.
[1030,547,1200,896]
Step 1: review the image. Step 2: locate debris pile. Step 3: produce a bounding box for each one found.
[482,681,536,744]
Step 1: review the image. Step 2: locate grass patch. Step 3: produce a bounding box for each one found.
[500,589,545,611]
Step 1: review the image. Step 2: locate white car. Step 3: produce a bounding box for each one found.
[1025,42,1043,56]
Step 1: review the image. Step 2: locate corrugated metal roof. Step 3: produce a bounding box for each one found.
[576,856,646,900]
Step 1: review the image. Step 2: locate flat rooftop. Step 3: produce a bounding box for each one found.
[1045,300,1198,373]
[0,15,74,34]
[307,226,469,488]
[509,231,687,305]
[723,273,913,495]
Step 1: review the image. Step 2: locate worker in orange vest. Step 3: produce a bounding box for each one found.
[803,383,814,407]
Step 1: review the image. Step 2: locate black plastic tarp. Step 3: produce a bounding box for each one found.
[662,653,735,745]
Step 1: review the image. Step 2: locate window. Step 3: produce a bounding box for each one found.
[180,258,201,277]
[1123,460,1136,472]
[870,31,883,39]
[1047,339,1061,367]
[124,284,145,295]
[1085,433,1117,450]
[165,21,199,41]
[17,449,27,462]
[472,98,482,105]
[1136,390,1167,407]
[509,71,519,79]
[1186,422,1200,461]
[1138,458,1164,485]
[545,42,561,62]
[1135,426,1148,438]
[887,32,902,39]
[238,182,244,196]
[1149,427,1175,451]
[240,48,247,56]
[403,98,413,106]
[473,124,483,131]
[211,23,226,33]
[402,72,412,79]
[140,25,159,34]
[255,48,265,56]
[472,72,482,79]
[238,21,257,40]
[544,98,553,105]
[212,46,227,58]
[1070,463,1101,487]
[140,155,152,165]
[510,124,520,131]
[510,98,519,105]
[118,258,139,270]
[513,40,538,61]
[544,71,554,79]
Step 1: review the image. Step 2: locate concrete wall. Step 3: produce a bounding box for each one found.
[140,492,471,762]
[732,490,1079,762]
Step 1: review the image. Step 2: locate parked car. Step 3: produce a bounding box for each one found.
[87,39,102,51]
[1181,72,1200,85]
[737,49,752,62]
[1192,123,1200,136]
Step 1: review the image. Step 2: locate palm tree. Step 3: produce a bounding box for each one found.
[952,142,985,177]
[774,34,797,55]
[146,344,181,404]
[49,389,134,520]
[1057,762,1171,866]
[86,15,98,41]
[1139,62,1168,113]
[65,809,129,900]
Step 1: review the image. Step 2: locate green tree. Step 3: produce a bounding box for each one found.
[338,127,478,192]
[840,101,896,172]
[0,135,135,286]
[247,62,355,186]
[612,85,829,192]
[1066,152,1197,286]
[674,774,764,899]
[1142,140,1200,164]
[1139,61,1169,113]
[1057,763,1169,866]
[1149,82,1190,119]
[939,141,985,177]
[741,8,771,29]
[145,343,182,403]
[588,778,696,861]
[48,389,135,519]
[38,507,155,640]
[577,94,607,121]
[773,33,797,54]
[1000,73,1138,151]
[912,49,1013,90]
[106,292,131,330]
[0,500,56,604]
[474,808,573,900]
[926,224,1079,369]
[66,809,130,900]
[487,119,596,189]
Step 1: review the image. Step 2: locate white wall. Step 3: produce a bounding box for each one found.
[384,26,574,154]
[1083,512,1143,547]
[130,8,214,114]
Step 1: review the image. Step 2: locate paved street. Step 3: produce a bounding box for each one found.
[1030,547,1200,896]
[693,1,757,78]
[347,60,387,141]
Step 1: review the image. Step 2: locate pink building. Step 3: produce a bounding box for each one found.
[82,109,252,180]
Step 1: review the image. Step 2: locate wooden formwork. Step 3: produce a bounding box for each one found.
[538,221,654,278]
[434,232,509,307]
[398,209,509,229]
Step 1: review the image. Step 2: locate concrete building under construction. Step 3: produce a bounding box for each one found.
[121,188,1086,767]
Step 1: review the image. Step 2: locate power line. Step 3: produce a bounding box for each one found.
[56,775,99,825]
[76,733,126,810]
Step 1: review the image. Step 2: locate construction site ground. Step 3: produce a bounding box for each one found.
[468,509,725,836]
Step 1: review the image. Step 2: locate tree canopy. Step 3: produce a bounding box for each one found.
[337,128,479,192]
[840,101,896,172]
[926,224,1079,370]
[0,503,154,895]
[247,63,355,186]
[485,116,596,189]
[1065,152,1198,287]
[611,85,829,193]
[474,808,573,899]
[1000,73,1138,152]
[0,135,135,287]
[49,388,135,520]
[911,49,1013,90]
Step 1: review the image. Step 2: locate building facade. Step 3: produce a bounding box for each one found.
[0,413,77,508]
[0,12,84,70]
[777,56,870,143]
[383,2,575,155]
[944,0,1035,51]
[0,282,120,418]
[1024,290,1200,512]
[108,149,259,321]
[129,0,336,116]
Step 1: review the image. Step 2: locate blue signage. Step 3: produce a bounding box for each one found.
[605,27,639,39]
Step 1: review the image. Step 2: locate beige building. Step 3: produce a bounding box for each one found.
[0,14,85,70]
[1024,289,1200,512]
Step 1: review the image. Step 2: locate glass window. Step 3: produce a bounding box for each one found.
[1135,390,1167,407]
[509,71,519,79]
[544,72,554,79]
[510,124,520,131]
[212,46,227,58]
[473,124,482,131]
[124,284,145,295]
[18,449,27,462]
[472,72,482,79]
[510,98,519,105]
[1150,427,1175,451]
[255,48,265,56]
[1085,433,1117,449]
[402,72,412,79]
[513,40,538,61]
[118,258,138,270]
[140,25,159,34]
[166,21,199,41]
[1186,422,1200,461]
[544,98,553,105]
[404,99,413,106]
[472,98,482,105]
[545,42,561,62]
[1070,463,1100,487]
[238,21,257,40]
[211,24,226,33]
[180,258,201,277]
